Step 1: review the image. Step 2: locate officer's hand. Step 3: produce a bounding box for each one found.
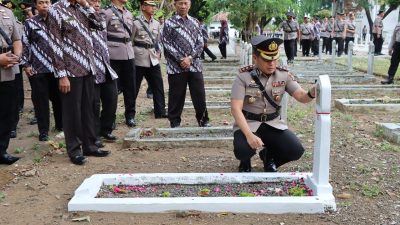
[389,49,393,56]
[59,77,71,94]
[246,133,264,150]
[0,52,19,68]
[24,67,35,77]
[180,57,191,69]
[204,43,208,48]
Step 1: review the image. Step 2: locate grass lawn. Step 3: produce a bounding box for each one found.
[336,56,400,80]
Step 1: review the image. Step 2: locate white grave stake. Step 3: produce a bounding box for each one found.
[347,41,353,72]
[367,42,375,77]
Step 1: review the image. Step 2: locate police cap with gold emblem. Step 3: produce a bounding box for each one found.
[251,35,283,61]
[19,1,33,10]
[1,0,16,9]
[139,0,157,6]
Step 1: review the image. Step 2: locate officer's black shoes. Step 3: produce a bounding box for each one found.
[29,117,38,125]
[155,112,168,119]
[381,78,394,84]
[10,130,17,138]
[238,159,251,172]
[211,57,217,62]
[70,155,87,165]
[170,122,181,128]
[95,139,105,148]
[39,133,49,142]
[263,159,277,172]
[83,149,110,157]
[199,120,212,127]
[126,118,136,127]
[0,154,20,165]
[101,132,117,141]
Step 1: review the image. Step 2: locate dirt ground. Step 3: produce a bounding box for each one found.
[0,58,400,225]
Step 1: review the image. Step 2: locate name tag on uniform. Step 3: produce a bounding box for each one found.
[272,81,285,87]
[3,16,10,19]
[111,16,119,20]
[248,84,259,88]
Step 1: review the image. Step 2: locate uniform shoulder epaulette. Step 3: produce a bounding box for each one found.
[238,65,254,73]
[276,66,289,72]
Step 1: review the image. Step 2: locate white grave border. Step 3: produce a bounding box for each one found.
[68,75,336,214]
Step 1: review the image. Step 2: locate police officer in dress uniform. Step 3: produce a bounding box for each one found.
[299,14,314,57]
[132,0,167,119]
[0,3,22,165]
[344,12,356,55]
[381,22,400,84]
[373,10,384,55]
[102,0,137,127]
[334,12,346,57]
[279,11,299,64]
[231,36,317,172]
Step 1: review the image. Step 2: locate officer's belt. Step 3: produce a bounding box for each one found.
[0,46,12,53]
[107,36,131,43]
[134,41,154,49]
[242,110,280,122]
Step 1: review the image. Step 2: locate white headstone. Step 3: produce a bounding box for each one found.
[367,41,375,77]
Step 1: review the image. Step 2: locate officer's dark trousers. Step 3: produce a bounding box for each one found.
[167,72,209,126]
[218,43,227,58]
[326,37,333,55]
[301,39,311,56]
[373,33,384,54]
[312,39,319,56]
[0,80,14,155]
[284,39,296,61]
[233,123,305,168]
[201,47,216,60]
[94,72,118,136]
[61,76,97,158]
[11,73,23,132]
[344,37,355,55]
[29,73,62,134]
[135,65,166,116]
[322,37,327,53]
[388,42,400,79]
[110,59,136,120]
[334,37,344,56]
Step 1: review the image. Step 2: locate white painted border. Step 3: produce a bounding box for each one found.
[68,173,336,214]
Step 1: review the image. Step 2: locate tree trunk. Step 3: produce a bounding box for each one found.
[382,5,397,20]
[364,7,374,41]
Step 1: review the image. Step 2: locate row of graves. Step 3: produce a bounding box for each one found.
[67,40,399,214]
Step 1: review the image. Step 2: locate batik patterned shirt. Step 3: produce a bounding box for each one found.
[92,29,118,84]
[161,14,204,74]
[47,0,105,78]
[21,15,53,74]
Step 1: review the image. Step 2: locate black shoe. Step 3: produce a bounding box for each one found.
[83,149,110,157]
[29,117,38,125]
[170,122,181,128]
[381,79,394,84]
[70,155,87,165]
[259,150,277,172]
[199,121,212,127]
[211,57,217,62]
[238,159,251,172]
[101,132,117,141]
[0,153,20,165]
[378,53,384,55]
[95,139,105,148]
[374,53,379,56]
[146,93,153,99]
[126,118,136,127]
[155,112,168,119]
[55,127,63,132]
[10,130,16,138]
[39,133,49,142]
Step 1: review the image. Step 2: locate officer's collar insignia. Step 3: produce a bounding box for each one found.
[238,65,254,73]
[6,2,11,8]
[272,81,286,87]
[268,41,278,51]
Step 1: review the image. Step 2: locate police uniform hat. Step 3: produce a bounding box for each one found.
[251,35,283,61]
[378,10,384,15]
[140,0,156,5]
[286,11,295,17]
[1,0,16,9]
[337,12,345,16]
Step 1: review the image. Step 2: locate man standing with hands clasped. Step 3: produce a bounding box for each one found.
[161,0,210,128]
[231,36,317,172]
[47,0,110,165]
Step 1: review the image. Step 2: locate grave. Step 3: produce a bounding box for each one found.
[296,73,375,84]
[332,84,400,91]
[335,98,400,112]
[68,75,335,214]
[375,123,400,144]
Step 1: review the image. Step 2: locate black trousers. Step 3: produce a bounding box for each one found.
[373,33,384,54]
[284,39,296,61]
[201,47,216,60]
[322,37,327,53]
[0,80,15,155]
[233,123,304,168]
[29,73,62,134]
[167,72,209,126]
[11,73,22,131]
[94,73,118,135]
[388,42,400,79]
[218,43,227,58]
[61,76,98,158]
[344,37,355,55]
[301,39,311,56]
[110,59,136,120]
[362,34,366,42]
[334,37,344,56]
[135,65,166,116]
[326,37,333,55]
[312,39,319,56]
